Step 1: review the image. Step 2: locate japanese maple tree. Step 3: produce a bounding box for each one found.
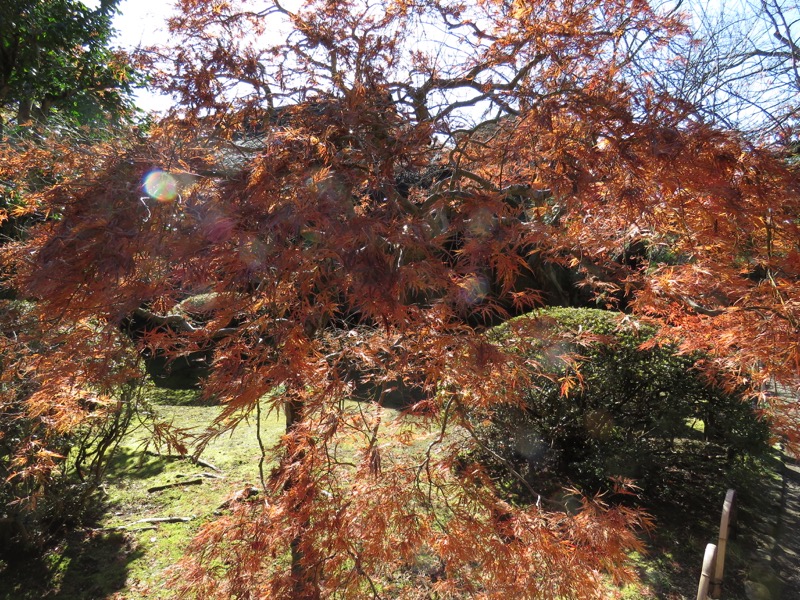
[2,0,799,597]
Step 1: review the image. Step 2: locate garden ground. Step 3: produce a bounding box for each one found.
[0,389,798,599]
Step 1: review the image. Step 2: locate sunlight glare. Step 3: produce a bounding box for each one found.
[143,169,178,201]
[459,274,489,304]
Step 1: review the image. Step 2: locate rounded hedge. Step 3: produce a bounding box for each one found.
[475,307,770,501]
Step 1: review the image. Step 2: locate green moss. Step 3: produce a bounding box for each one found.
[174,293,220,316]
[0,529,143,600]
[141,385,205,406]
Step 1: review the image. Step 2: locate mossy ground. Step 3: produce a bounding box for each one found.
[100,400,286,599]
[0,388,286,600]
[0,388,789,599]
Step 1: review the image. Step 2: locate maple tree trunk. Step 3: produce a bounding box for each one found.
[285,394,321,600]
[289,535,320,600]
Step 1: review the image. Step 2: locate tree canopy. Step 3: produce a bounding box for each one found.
[0,0,135,130]
[1,0,799,597]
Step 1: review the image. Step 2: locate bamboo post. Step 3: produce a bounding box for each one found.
[697,543,718,600]
[710,489,736,598]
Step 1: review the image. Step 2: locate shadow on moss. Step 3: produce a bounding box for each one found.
[0,529,144,600]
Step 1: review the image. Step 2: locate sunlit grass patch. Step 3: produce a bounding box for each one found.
[95,399,285,597]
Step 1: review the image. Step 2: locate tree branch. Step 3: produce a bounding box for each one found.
[132,307,239,339]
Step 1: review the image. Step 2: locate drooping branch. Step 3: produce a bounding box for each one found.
[132,308,239,339]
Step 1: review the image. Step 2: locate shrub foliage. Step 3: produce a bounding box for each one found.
[477,308,771,502]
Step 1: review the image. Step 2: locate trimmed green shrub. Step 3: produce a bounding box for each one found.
[476,307,771,502]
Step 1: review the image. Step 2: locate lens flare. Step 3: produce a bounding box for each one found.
[143,170,178,201]
[459,274,489,305]
[468,208,496,237]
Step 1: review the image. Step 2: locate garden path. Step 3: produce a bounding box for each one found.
[743,451,800,600]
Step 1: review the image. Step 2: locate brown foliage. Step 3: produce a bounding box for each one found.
[2,0,799,596]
